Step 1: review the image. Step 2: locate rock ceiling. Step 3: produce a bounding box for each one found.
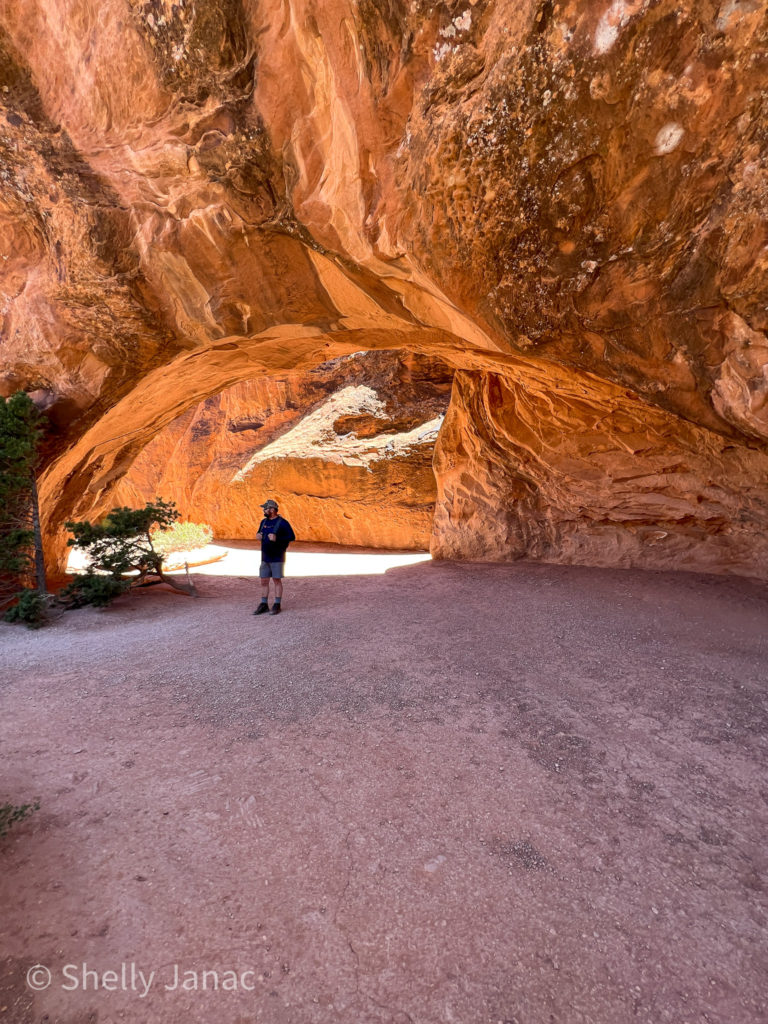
[0,0,766,575]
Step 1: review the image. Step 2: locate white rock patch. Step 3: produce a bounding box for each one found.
[594,0,630,54]
[715,0,760,33]
[453,10,472,33]
[654,122,684,155]
[233,385,444,476]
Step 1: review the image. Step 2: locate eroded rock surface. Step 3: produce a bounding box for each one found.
[113,351,452,549]
[0,1,766,576]
[433,368,768,575]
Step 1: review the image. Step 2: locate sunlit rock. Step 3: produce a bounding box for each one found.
[113,352,453,550]
[0,0,766,577]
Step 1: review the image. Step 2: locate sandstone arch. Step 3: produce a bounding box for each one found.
[111,350,455,551]
[0,0,766,578]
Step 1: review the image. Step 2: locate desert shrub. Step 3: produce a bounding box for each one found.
[61,499,197,609]
[62,574,130,609]
[3,588,48,628]
[0,800,40,838]
[151,520,213,558]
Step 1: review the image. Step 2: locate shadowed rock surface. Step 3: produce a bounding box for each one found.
[0,0,767,575]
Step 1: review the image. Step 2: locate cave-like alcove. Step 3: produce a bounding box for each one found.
[110,350,456,552]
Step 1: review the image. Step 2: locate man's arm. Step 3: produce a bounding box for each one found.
[270,520,294,546]
[281,520,296,544]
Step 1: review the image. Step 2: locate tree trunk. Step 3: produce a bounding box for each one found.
[29,474,47,596]
[157,569,198,596]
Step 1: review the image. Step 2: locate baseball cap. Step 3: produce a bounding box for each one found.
[261,499,279,510]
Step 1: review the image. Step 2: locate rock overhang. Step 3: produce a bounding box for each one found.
[0,0,766,577]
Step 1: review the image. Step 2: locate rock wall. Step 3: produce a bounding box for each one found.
[113,351,453,549]
[433,369,768,576]
[0,1,766,577]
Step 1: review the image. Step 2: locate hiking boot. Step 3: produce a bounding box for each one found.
[253,602,269,615]
[270,603,281,615]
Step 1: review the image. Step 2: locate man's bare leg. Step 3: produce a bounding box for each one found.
[255,579,270,613]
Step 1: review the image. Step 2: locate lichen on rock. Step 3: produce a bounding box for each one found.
[0,0,766,578]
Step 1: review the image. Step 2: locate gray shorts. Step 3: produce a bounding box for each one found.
[259,561,285,580]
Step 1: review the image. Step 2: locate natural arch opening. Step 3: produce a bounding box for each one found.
[110,350,455,552]
[36,320,475,575]
[38,320,768,583]
[3,0,768,590]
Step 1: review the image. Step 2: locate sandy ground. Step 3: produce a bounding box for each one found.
[1,546,767,1024]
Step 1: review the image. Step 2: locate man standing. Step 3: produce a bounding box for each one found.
[254,499,296,616]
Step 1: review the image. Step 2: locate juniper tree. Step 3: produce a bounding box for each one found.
[0,392,47,622]
[62,499,199,607]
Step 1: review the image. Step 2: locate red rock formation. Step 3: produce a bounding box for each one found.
[113,351,452,549]
[433,368,768,575]
[0,1,766,577]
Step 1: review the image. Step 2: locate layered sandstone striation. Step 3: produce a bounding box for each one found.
[433,368,768,574]
[113,351,452,549]
[0,1,766,577]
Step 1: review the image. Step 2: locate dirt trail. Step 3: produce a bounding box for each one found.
[1,553,767,1024]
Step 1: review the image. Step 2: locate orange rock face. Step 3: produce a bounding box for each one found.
[113,351,452,549]
[433,368,768,575]
[0,1,766,577]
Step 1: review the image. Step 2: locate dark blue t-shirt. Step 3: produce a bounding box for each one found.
[258,516,296,562]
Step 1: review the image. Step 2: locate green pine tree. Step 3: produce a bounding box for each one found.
[62,499,199,608]
[0,393,47,626]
